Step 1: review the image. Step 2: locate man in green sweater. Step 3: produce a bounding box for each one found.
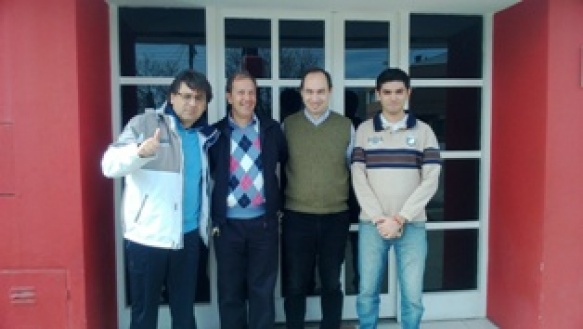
[282,67,354,329]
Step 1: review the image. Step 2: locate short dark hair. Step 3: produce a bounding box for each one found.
[300,67,332,90]
[226,70,258,93]
[375,68,411,91]
[168,69,213,103]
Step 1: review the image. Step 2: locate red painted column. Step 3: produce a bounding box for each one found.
[0,0,115,328]
[489,0,583,327]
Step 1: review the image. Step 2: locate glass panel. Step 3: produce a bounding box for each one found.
[344,87,378,125]
[410,14,483,79]
[279,20,325,79]
[427,159,479,222]
[409,87,481,151]
[345,21,390,79]
[225,19,271,79]
[119,8,206,76]
[279,88,303,122]
[424,229,478,292]
[121,85,169,125]
[256,87,273,118]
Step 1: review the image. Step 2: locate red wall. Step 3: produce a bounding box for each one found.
[490,0,583,327]
[0,0,115,328]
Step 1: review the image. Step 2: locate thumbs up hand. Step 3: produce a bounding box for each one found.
[137,128,161,158]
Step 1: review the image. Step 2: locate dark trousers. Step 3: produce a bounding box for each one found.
[214,216,279,329]
[126,230,201,329]
[282,210,350,329]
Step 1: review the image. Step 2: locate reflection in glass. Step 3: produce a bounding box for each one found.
[280,88,302,122]
[409,87,481,151]
[279,20,324,79]
[410,14,483,79]
[119,8,206,77]
[424,229,478,292]
[345,21,390,79]
[344,88,378,123]
[225,19,271,79]
[256,88,272,118]
[121,85,169,126]
[427,159,479,222]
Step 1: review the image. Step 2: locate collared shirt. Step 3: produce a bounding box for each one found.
[380,113,409,132]
[302,108,355,166]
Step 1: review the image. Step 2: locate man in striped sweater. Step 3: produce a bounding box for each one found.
[351,68,442,329]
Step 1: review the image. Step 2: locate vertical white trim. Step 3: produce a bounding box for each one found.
[397,12,410,71]
[206,6,221,124]
[272,18,280,120]
[331,14,345,114]
[108,5,130,329]
[216,8,227,121]
[478,12,494,317]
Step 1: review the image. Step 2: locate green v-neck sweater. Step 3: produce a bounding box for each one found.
[284,111,351,214]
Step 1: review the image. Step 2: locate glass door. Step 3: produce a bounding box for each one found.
[218,12,330,322]
[217,11,400,322]
[111,5,489,328]
[334,14,399,320]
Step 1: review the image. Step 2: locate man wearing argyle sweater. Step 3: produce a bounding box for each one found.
[209,71,287,329]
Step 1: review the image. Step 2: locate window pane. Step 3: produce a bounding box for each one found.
[344,87,378,125]
[410,14,483,79]
[345,21,390,79]
[427,159,480,222]
[409,87,481,151]
[424,229,478,292]
[279,88,302,122]
[121,85,168,125]
[225,19,271,79]
[256,87,272,118]
[279,20,324,79]
[119,8,206,77]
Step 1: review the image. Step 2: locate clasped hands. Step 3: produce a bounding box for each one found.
[374,215,405,239]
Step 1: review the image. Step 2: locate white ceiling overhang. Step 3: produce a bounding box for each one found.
[109,0,521,15]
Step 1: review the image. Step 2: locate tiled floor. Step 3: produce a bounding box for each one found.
[276,318,498,328]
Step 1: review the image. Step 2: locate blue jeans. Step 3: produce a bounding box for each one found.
[357,221,427,329]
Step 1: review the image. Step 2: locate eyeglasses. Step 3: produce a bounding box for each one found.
[175,92,205,103]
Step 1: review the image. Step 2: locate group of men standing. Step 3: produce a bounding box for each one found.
[101,66,441,329]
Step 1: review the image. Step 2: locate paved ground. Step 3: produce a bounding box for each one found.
[275,318,498,328]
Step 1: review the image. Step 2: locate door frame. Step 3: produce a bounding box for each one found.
[109,5,492,328]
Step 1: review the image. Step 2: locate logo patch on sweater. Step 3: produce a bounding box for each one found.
[367,136,383,146]
[406,135,416,146]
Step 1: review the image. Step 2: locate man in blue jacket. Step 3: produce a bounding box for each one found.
[209,70,287,329]
[102,69,218,329]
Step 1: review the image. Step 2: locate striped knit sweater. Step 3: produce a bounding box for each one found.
[351,112,441,223]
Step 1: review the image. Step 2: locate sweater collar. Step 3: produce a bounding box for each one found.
[373,110,417,132]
